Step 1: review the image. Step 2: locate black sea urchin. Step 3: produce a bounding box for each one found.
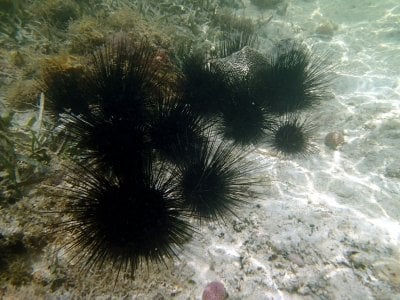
[86,37,164,121]
[269,113,316,157]
[58,162,192,277]
[178,52,231,117]
[251,40,333,114]
[218,78,273,146]
[62,112,150,177]
[58,37,170,176]
[176,137,256,222]
[148,96,209,164]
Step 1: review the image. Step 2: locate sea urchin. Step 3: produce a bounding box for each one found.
[251,40,333,114]
[58,162,192,277]
[269,113,316,157]
[176,137,256,222]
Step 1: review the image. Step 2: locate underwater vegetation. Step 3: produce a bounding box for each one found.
[0,100,51,205]
[0,0,28,40]
[0,111,19,202]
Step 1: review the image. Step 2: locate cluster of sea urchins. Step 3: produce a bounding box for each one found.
[41,36,332,278]
[41,38,257,277]
[179,40,333,153]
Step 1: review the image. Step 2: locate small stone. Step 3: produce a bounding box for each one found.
[288,253,305,267]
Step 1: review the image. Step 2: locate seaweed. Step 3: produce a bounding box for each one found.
[0,96,51,205]
[0,110,20,203]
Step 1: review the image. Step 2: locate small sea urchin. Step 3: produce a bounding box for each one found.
[269,114,316,157]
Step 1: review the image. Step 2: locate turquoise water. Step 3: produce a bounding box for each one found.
[0,0,399,299]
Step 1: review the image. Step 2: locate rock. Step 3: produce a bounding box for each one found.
[288,252,305,267]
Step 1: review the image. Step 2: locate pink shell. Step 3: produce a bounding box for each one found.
[202,281,227,300]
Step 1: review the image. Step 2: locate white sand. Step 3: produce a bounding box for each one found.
[180,1,400,299]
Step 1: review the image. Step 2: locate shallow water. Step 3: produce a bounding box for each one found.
[0,0,399,299]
